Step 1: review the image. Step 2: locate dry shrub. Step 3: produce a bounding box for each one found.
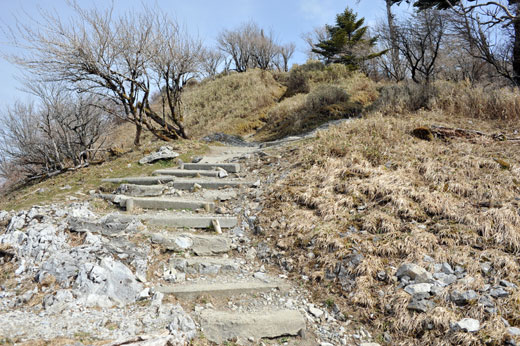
[283,61,360,98]
[257,110,520,345]
[375,82,438,114]
[434,80,520,121]
[285,69,310,97]
[375,80,520,122]
[306,85,350,111]
[255,71,377,140]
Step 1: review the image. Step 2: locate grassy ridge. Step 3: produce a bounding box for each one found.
[182,69,285,138]
[183,63,379,141]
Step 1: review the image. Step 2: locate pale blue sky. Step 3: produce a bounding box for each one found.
[0,0,409,108]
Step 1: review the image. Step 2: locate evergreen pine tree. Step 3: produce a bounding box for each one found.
[312,7,385,69]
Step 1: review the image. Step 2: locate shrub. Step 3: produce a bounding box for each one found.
[285,69,310,97]
[374,82,438,114]
[296,60,325,73]
[374,80,520,121]
[284,61,354,97]
[306,85,350,111]
[434,81,520,121]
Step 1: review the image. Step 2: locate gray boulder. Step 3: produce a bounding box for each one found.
[433,272,457,287]
[450,290,478,306]
[75,257,142,307]
[43,289,75,312]
[453,318,480,333]
[139,146,179,165]
[167,309,197,341]
[407,298,435,313]
[404,283,432,298]
[490,287,509,298]
[396,263,433,283]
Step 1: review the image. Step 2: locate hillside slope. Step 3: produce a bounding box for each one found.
[253,110,520,345]
[2,62,520,345]
[182,63,378,141]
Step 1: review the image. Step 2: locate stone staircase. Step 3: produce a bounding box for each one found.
[100,151,309,345]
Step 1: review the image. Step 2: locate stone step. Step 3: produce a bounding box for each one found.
[200,310,306,344]
[151,233,232,256]
[103,176,176,185]
[156,280,287,298]
[102,185,237,202]
[152,169,220,178]
[168,179,244,190]
[169,256,240,275]
[99,194,214,212]
[107,214,238,229]
[115,184,167,197]
[180,163,240,173]
[102,177,246,189]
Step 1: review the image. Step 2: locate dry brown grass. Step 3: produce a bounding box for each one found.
[254,71,379,141]
[181,62,378,141]
[257,110,520,344]
[182,69,285,138]
[376,80,520,123]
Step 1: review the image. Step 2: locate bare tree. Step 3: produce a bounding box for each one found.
[149,15,202,140]
[392,0,520,85]
[396,9,446,83]
[218,21,293,72]
[435,16,491,82]
[375,1,406,81]
[0,84,110,181]
[0,102,49,179]
[302,26,329,60]
[446,2,519,84]
[200,48,225,79]
[276,43,296,72]
[7,2,200,145]
[30,83,109,168]
[217,22,256,72]
[250,28,279,70]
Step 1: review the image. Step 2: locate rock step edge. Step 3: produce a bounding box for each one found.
[200,309,306,344]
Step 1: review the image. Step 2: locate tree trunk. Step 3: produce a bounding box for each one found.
[144,108,188,140]
[386,0,403,81]
[513,9,520,86]
[134,122,142,146]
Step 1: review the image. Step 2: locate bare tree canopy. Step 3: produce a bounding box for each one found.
[391,0,520,85]
[6,1,202,145]
[200,48,225,79]
[217,21,295,72]
[396,9,447,83]
[303,26,329,60]
[276,43,296,72]
[0,82,111,181]
[377,0,406,81]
